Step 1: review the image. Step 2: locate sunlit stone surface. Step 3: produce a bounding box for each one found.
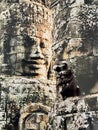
[0,1,56,130]
[1,0,98,130]
[1,1,53,80]
[52,0,98,94]
[47,1,98,130]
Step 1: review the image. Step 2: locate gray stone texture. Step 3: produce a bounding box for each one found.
[0,1,56,130]
[52,0,98,94]
[0,0,98,130]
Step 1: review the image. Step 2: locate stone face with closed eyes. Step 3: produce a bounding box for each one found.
[1,1,53,79]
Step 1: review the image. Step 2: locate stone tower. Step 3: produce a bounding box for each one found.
[0,0,56,130]
[46,1,98,130]
[51,0,98,94]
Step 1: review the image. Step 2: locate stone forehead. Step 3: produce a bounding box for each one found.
[25,24,52,39]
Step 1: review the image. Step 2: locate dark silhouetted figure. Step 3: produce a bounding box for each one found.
[54,62,81,100]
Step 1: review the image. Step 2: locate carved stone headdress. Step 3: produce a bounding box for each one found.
[1,0,53,38]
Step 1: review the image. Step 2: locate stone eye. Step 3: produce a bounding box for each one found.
[40,42,45,48]
[24,36,35,47]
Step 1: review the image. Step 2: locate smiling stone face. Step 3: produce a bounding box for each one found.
[1,2,53,79]
[21,25,52,79]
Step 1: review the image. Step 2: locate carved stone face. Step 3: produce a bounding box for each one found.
[2,25,52,79]
[2,2,53,79]
[21,26,52,79]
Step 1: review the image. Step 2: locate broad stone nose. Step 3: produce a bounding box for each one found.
[30,44,43,58]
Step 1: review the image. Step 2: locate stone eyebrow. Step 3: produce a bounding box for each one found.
[24,36,35,46]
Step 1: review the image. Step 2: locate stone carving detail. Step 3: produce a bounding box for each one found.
[46,1,98,130]
[1,0,98,130]
[1,1,53,79]
[52,0,98,94]
[0,1,56,130]
[0,74,56,129]
[54,61,80,100]
[47,97,95,130]
[19,103,50,130]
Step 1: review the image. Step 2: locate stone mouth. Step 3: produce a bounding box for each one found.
[23,72,39,77]
[27,64,46,70]
[22,58,45,65]
[22,59,47,77]
[30,57,44,60]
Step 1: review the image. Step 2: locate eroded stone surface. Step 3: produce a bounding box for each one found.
[0,1,53,80]
[1,0,98,130]
[52,0,98,94]
[47,96,98,130]
[0,76,56,129]
[19,103,50,130]
[0,1,56,130]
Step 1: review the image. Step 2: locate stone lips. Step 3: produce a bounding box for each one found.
[22,59,47,78]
